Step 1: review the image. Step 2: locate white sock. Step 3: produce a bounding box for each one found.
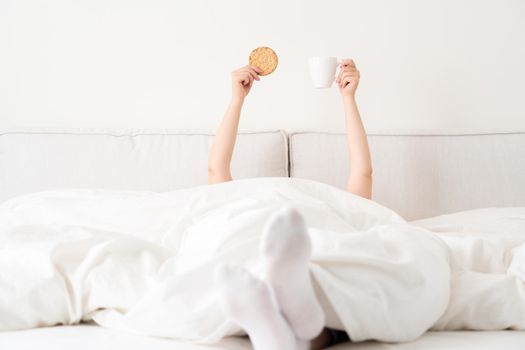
[214,264,297,350]
[260,206,325,341]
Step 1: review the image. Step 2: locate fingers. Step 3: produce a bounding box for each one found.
[340,76,358,89]
[247,67,260,81]
[233,65,261,74]
[240,72,254,86]
[242,66,260,81]
[233,70,252,86]
[336,67,359,84]
[339,71,359,82]
[339,75,351,89]
[249,65,263,76]
[340,59,356,68]
[340,65,358,74]
[336,59,358,83]
[233,66,261,83]
[338,71,360,89]
[336,69,344,84]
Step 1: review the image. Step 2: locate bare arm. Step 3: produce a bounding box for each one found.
[208,66,261,184]
[208,98,243,183]
[337,60,373,199]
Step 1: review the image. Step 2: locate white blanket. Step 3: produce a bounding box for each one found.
[411,208,525,331]
[0,178,524,343]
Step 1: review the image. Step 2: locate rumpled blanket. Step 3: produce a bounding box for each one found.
[1,178,524,343]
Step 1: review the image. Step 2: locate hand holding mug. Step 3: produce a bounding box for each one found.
[336,59,360,98]
[308,57,360,97]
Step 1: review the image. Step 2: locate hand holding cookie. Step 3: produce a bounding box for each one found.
[230,47,278,100]
[231,65,261,100]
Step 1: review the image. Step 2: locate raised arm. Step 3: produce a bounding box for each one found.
[336,59,373,200]
[208,66,261,184]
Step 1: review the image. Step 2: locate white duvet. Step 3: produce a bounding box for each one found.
[0,178,524,344]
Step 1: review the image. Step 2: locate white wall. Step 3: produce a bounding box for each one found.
[1,0,524,133]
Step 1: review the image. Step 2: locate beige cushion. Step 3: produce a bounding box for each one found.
[0,129,288,203]
[289,131,525,220]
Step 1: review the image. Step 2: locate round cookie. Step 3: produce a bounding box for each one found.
[249,47,278,76]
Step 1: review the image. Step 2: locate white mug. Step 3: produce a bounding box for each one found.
[308,57,342,89]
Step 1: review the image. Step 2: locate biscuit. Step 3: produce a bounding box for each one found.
[249,47,278,76]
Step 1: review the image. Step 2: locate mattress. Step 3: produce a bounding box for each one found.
[1,325,523,350]
[343,331,525,349]
[0,324,252,350]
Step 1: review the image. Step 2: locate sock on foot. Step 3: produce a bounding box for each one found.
[260,206,325,340]
[214,264,297,350]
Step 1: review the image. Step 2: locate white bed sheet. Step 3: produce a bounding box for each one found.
[1,326,523,350]
[0,324,251,350]
[339,331,525,349]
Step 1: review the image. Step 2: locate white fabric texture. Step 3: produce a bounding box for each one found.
[1,178,524,344]
[410,207,525,331]
[0,129,288,204]
[0,324,252,350]
[1,326,523,350]
[289,131,525,220]
[0,177,446,344]
[345,331,525,350]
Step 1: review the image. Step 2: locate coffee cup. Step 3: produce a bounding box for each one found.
[308,57,342,89]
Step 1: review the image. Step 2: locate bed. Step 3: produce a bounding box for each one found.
[1,128,524,349]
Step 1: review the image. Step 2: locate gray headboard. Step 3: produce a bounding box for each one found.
[1,129,524,221]
[289,131,525,220]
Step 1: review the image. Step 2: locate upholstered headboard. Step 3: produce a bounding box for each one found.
[289,131,525,220]
[0,129,288,203]
[1,129,524,220]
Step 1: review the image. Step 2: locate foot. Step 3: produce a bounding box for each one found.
[214,264,297,350]
[260,206,325,340]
